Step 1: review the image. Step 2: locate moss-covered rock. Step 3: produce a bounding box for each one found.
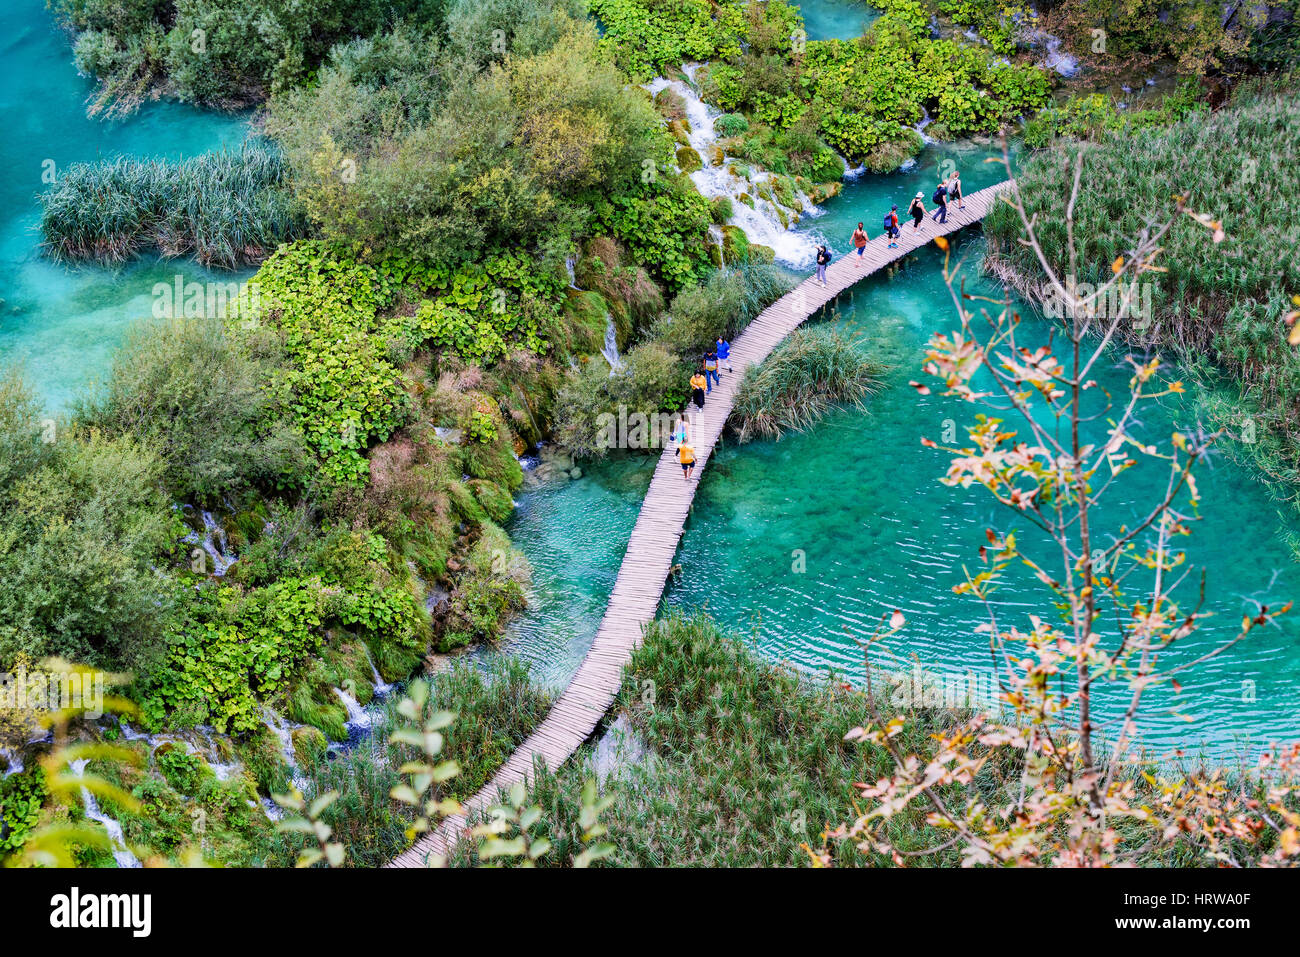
[859,129,924,174]
[233,724,291,795]
[667,119,692,146]
[749,244,776,264]
[720,225,751,265]
[676,146,703,174]
[562,288,611,355]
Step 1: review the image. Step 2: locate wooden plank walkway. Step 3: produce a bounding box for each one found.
[387,180,1012,867]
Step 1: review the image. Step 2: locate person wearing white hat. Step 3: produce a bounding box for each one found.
[908,191,926,230]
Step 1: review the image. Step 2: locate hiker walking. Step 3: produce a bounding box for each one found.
[716,336,733,373]
[908,192,926,230]
[852,222,868,266]
[703,346,720,393]
[883,205,900,248]
[815,244,831,286]
[930,180,948,224]
[948,170,964,210]
[690,367,707,410]
[677,440,696,482]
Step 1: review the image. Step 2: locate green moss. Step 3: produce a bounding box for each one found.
[292,726,328,766]
[233,725,291,796]
[676,146,703,173]
[720,225,751,265]
[562,289,613,355]
[469,478,515,524]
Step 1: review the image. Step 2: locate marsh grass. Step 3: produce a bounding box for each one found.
[39,139,306,269]
[729,324,885,443]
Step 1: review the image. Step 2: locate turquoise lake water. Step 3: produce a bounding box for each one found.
[795,0,880,41]
[0,2,248,412]
[497,140,1300,759]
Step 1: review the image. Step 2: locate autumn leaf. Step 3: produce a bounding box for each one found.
[934,236,948,251]
[909,380,931,395]
[1111,256,1124,274]
[890,609,905,630]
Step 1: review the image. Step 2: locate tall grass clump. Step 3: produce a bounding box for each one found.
[268,657,551,867]
[985,78,1300,481]
[39,139,306,268]
[729,324,884,443]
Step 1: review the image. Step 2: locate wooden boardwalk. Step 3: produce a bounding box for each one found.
[387,180,1012,867]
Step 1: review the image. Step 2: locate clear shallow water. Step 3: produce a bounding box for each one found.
[0,2,249,411]
[795,0,880,41]
[496,140,1300,758]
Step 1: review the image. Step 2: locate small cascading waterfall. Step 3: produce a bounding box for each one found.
[600,315,624,373]
[644,71,824,268]
[68,758,142,868]
[181,507,237,577]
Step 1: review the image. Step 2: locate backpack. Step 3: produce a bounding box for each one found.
[883,212,894,230]
[932,187,946,205]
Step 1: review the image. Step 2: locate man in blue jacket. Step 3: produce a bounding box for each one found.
[716,336,732,374]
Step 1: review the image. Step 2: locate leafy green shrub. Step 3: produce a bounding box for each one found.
[75,317,309,504]
[0,768,47,858]
[714,112,750,137]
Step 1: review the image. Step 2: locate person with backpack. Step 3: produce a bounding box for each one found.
[703,346,720,393]
[908,192,926,230]
[883,205,901,248]
[852,222,868,267]
[815,244,831,286]
[716,336,732,373]
[948,170,964,210]
[931,181,948,224]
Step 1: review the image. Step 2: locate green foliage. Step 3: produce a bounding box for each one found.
[75,317,309,504]
[653,263,791,356]
[269,658,550,866]
[450,611,966,866]
[938,0,1025,56]
[140,579,326,734]
[51,0,446,115]
[589,0,744,78]
[39,140,305,268]
[730,324,885,442]
[714,112,749,137]
[553,343,688,458]
[593,174,714,292]
[439,523,529,652]
[0,376,178,672]
[0,768,47,857]
[1022,80,1207,149]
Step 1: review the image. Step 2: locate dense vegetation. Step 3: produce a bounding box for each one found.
[596,0,1051,172]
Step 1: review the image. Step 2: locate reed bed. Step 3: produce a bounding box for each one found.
[729,324,884,443]
[39,139,306,269]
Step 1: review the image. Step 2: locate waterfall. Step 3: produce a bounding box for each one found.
[69,758,142,868]
[261,707,310,793]
[564,255,578,288]
[643,72,824,268]
[182,508,236,576]
[913,108,936,145]
[332,686,375,737]
[601,315,624,373]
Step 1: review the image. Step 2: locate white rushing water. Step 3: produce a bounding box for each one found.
[644,70,824,268]
[182,508,237,577]
[601,315,624,372]
[68,758,142,868]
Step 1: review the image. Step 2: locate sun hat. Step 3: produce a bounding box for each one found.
[915,191,924,198]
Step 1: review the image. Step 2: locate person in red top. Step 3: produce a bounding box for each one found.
[852,223,868,267]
